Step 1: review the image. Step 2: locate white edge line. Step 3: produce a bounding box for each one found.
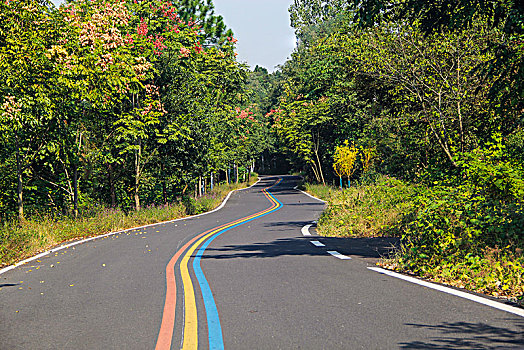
[368,267,524,318]
[293,185,327,204]
[327,251,352,260]
[0,178,263,276]
[301,224,312,236]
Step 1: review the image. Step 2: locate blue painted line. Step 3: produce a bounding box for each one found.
[192,183,283,350]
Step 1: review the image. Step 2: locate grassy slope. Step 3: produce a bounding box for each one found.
[0,176,257,268]
[304,177,523,305]
[306,177,414,238]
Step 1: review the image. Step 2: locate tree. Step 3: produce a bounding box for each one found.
[345,20,496,167]
[289,0,351,43]
[0,0,57,220]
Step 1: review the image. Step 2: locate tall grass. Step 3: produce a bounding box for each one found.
[305,176,415,237]
[0,175,258,267]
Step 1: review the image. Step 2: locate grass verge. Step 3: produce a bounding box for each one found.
[306,176,415,237]
[0,175,258,268]
[304,176,524,305]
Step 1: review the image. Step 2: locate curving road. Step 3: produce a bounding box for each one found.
[1,176,523,349]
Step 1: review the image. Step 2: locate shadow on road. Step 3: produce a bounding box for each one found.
[202,237,327,260]
[201,235,399,261]
[319,236,399,260]
[400,320,524,349]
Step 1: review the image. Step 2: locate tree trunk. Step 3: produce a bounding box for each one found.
[225,167,229,184]
[312,132,325,184]
[134,141,141,211]
[314,150,325,185]
[73,164,78,218]
[309,160,320,183]
[198,176,202,197]
[161,163,167,204]
[210,173,214,190]
[108,163,116,208]
[15,135,23,221]
[235,163,239,183]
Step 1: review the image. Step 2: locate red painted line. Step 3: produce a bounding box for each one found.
[155,180,281,350]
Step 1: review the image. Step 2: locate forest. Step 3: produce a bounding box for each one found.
[1,0,523,303]
[0,0,268,221]
[264,0,523,303]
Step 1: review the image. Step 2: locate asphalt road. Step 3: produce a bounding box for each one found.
[1,176,523,349]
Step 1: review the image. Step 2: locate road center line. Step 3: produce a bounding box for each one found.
[192,186,283,350]
[156,178,282,350]
[327,251,352,260]
[310,240,325,247]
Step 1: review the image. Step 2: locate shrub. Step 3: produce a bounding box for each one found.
[390,144,524,301]
[311,175,416,237]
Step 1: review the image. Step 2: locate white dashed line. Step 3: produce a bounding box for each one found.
[327,251,352,260]
[310,240,325,247]
[368,267,524,318]
[301,224,312,236]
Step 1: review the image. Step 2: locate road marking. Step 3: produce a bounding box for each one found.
[180,244,201,349]
[327,251,352,260]
[192,188,283,349]
[181,181,282,350]
[0,251,50,275]
[301,224,312,236]
[368,267,524,318]
[156,178,282,350]
[0,179,262,277]
[310,240,325,247]
[293,186,327,203]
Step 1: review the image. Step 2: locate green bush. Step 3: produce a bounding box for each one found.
[310,175,416,237]
[390,143,524,301]
[457,138,524,200]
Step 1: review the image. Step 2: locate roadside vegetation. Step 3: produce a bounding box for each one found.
[273,1,524,305]
[1,0,523,306]
[307,176,415,238]
[0,0,269,266]
[305,162,524,304]
[0,174,257,267]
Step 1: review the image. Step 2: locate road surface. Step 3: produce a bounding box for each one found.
[1,176,523,349]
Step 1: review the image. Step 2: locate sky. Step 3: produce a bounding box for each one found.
[52,0,297,72]
[212,0,296,72]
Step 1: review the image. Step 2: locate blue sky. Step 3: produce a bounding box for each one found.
[212,0,296,71]
[51,0,296,72]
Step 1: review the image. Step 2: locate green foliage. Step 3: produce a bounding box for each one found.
[0,0,269,222]
[393,181,524,300]
[456,137,524,200]
[310,176,415,237]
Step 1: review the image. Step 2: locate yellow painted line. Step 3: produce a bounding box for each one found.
[180,184,280,349]
[180,251,199,349]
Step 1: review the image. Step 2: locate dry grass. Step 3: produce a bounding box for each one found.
[0,175,258,267]
[305,176,415,237]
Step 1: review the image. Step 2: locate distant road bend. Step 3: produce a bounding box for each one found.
[1,176,522,349]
